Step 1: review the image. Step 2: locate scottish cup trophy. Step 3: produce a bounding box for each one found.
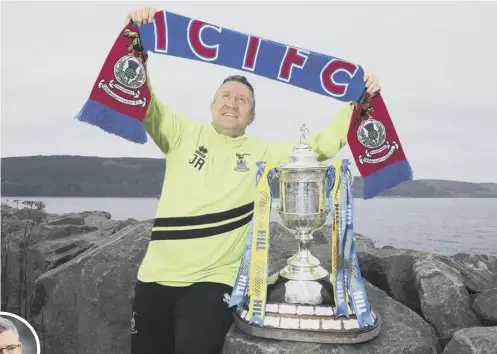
[233,125,381,344]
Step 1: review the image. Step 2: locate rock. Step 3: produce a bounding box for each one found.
[115,218,141,232]
[472,288,497,325]
[31,231,107,271]
[356,247,497,316]
[358,248,424,314]
[31,221,440,354]
[31,224,151,354]
[223,281,440,354]
[3,204,496,354]
[413,254,480,347]
[355,233,377,252]
[442,327,497,354]
[1,207,123,320]
[438,254,497,294]
[45,224,99,240]
[48,211,112,227]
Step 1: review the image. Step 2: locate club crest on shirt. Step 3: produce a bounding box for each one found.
[234,153,250,172]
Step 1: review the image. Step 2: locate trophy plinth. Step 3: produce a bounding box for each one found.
[233,125,381,344]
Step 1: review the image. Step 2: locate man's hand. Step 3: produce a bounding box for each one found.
[125,7,157,26]
[364,72,381,94]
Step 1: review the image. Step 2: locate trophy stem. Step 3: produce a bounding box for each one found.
[279,231,329,281]
[296,231,313,264]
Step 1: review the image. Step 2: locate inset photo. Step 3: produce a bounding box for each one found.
[0,312,40,354]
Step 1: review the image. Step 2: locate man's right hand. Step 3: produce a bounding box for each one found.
[125,7,157,26]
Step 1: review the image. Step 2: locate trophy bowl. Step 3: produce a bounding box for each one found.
[277,167,329,233]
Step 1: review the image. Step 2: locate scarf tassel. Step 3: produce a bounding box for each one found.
[76,99,148,144]
[362,159,413,199]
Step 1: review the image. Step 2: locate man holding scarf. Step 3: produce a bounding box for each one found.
[125,7,381,354]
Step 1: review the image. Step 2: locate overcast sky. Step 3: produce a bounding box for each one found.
[2,1,496,183]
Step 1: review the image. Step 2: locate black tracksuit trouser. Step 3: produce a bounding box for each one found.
[130,280,234,354]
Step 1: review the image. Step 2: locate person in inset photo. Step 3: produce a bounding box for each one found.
[0,316,22,354]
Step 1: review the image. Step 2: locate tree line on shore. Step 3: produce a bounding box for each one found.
[2,155,497,198]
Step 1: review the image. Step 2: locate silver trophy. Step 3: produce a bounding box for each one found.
[233,125,381,344]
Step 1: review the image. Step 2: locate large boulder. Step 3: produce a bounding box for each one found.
[442,327,497,354]
[357,248,424,314]
[356,247,497,315]
[472,288,497,325]
[31,223,152,354]
[413,255,480,347]
[0,205,125,320]
[438,253,497,293]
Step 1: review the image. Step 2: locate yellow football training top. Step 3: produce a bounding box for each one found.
[137,82,354,288]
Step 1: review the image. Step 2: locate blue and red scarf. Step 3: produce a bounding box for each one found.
[76,10,413,198]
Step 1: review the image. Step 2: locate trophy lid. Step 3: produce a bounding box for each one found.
[280,125,328,170]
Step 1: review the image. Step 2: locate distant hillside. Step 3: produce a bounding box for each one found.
[1,156,497,198]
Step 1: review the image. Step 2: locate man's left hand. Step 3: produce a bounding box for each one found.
[364,72,381,94]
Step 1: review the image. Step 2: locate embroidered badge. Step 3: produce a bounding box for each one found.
[113,55,146,89]
[96,28,147,107]
[357,118,386,149]
[357,117,398,165]
[234,153,250,172]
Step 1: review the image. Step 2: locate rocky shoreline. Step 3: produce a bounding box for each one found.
[1,203,496,354]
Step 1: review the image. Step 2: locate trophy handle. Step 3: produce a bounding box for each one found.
[272,168,281,180]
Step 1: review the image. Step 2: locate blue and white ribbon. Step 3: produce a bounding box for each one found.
[343,160,375,326]
[229,161,266,309]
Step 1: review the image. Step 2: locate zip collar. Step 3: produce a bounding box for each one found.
[207,122,247,149]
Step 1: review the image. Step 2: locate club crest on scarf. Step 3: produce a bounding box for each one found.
[98,28,147,107]
[354,92,399,165]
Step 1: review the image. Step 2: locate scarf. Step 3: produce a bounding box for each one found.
[76,10,413,198]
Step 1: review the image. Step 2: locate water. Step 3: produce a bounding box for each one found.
[2,197,497,256]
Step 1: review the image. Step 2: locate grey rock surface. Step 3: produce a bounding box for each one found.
[413,254,480,347]
[442,327,497,354]
[472,288,497,325]
[31,223,152,354]
[2,203,497,354]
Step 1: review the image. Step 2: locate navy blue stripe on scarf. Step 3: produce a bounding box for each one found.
[138,11,366,103]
